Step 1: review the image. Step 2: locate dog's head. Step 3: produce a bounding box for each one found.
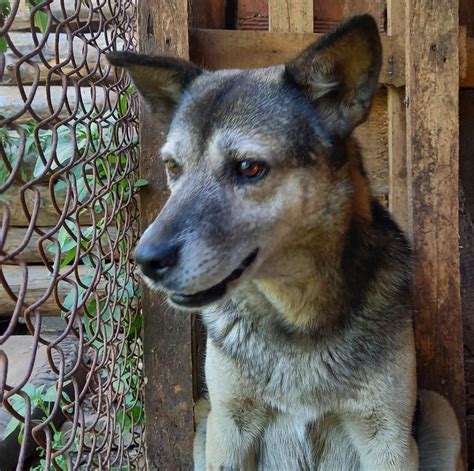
[107,15,381,310]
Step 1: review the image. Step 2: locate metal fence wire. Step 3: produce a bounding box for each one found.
[0,0,145,469]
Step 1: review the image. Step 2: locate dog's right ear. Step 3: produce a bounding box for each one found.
[285,15,382,138]
[106,52,202,122]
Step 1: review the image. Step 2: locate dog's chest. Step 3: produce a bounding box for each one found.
[203,302,362,413]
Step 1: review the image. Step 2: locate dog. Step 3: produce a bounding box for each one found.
[108,14,462,470]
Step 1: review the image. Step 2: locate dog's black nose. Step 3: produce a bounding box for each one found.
[134,242,180,280]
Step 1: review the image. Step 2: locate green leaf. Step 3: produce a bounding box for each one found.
[44,385,58,402]
[59,248,76,268]
[0,36,7,54]
[134,178,149,188]
[119,94,128,117]
[22,383,38,398]
[36,10,48,32]
[33,156,48,178]
[0,0,11,17]
[17,425,24,445]
[25,1,49,33]
[3,417,21,440]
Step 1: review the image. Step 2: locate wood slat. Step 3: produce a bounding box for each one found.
[7,0,115,32]
[1,33,123,86]
[189,0,227,29]
[0,265,106,316]
[342,0,386,28]
[464,38,474,90]
[189,28,474,88]
[387,0,407,231]
[405,0,466,461]
[2,226,119,263]
[138,0,195,469]
[0,86,114,124]
[189,29,405,87]
[355,90,388,199]
[460,90,474,465]
[0,184,101,227]
[460,0,474,37]
[269,0,314,33]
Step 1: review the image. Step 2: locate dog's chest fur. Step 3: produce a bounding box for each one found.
[203,282,411,416]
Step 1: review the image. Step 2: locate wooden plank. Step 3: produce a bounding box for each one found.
[463,37,474,89]
[0,86,114,124]
[189,29,405,86]
[0,184,103,227]
[460,90,474,465]
[460,90,474,234]
[1,33,123,86]
[238,0,267,20]
[342,0,386,30]
[460,0,474,37]
[239,1,340,31]
[269,0,314,33]
[138,1,195,469]
[313,1,343,21]
[1,226,119,263]
[189,0,227,29]
[7,0,115,31]
[0,265,106,316]
[460,188,474,466]
[468,417,474,469]
[355,90,388,200]
[190,29,474,88]
[387,0,407,231]
[405,0,466,461]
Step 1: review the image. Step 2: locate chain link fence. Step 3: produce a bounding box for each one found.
[0,0,145,468]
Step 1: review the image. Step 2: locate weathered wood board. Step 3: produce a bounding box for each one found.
[138,0,195,469]
[405,0,466,459]
[0,264,106,316]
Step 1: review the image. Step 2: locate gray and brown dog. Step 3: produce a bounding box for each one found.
[108,15,462,470]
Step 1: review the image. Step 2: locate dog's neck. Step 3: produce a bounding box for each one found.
[255,145,375,332]
[254,242,349,332]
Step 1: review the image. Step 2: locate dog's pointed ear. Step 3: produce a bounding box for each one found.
[106,52,202,121]
[285,15,382,138]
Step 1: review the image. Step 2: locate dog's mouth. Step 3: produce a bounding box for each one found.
[170,249,259,309]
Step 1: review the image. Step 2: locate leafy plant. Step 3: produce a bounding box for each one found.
[2,82,145,464]
[3,382,71,441]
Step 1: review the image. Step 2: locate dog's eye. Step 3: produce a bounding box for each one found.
[236,160,269,181]
[164,159,181,176]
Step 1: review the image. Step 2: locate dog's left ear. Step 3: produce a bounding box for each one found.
[106,52,202,122]
[286,14,382,138]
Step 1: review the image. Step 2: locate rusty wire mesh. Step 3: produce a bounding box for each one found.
[0,0,145,469]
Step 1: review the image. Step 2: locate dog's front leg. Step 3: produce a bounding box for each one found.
[205,400,267,470]
[344,410,418,471]
[204,340,270,470]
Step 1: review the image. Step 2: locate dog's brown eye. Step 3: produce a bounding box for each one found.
[164,159,180,176]
[236,160,268,180]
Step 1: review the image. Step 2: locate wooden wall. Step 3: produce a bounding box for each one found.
[461,89,474,466]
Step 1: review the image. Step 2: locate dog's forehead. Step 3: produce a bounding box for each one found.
[162,66,330,164]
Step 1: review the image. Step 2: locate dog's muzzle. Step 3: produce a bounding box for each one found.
[169,249,259,308]
[135,242,259,308]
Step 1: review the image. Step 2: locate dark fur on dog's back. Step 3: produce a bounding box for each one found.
[342,199,412,313]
